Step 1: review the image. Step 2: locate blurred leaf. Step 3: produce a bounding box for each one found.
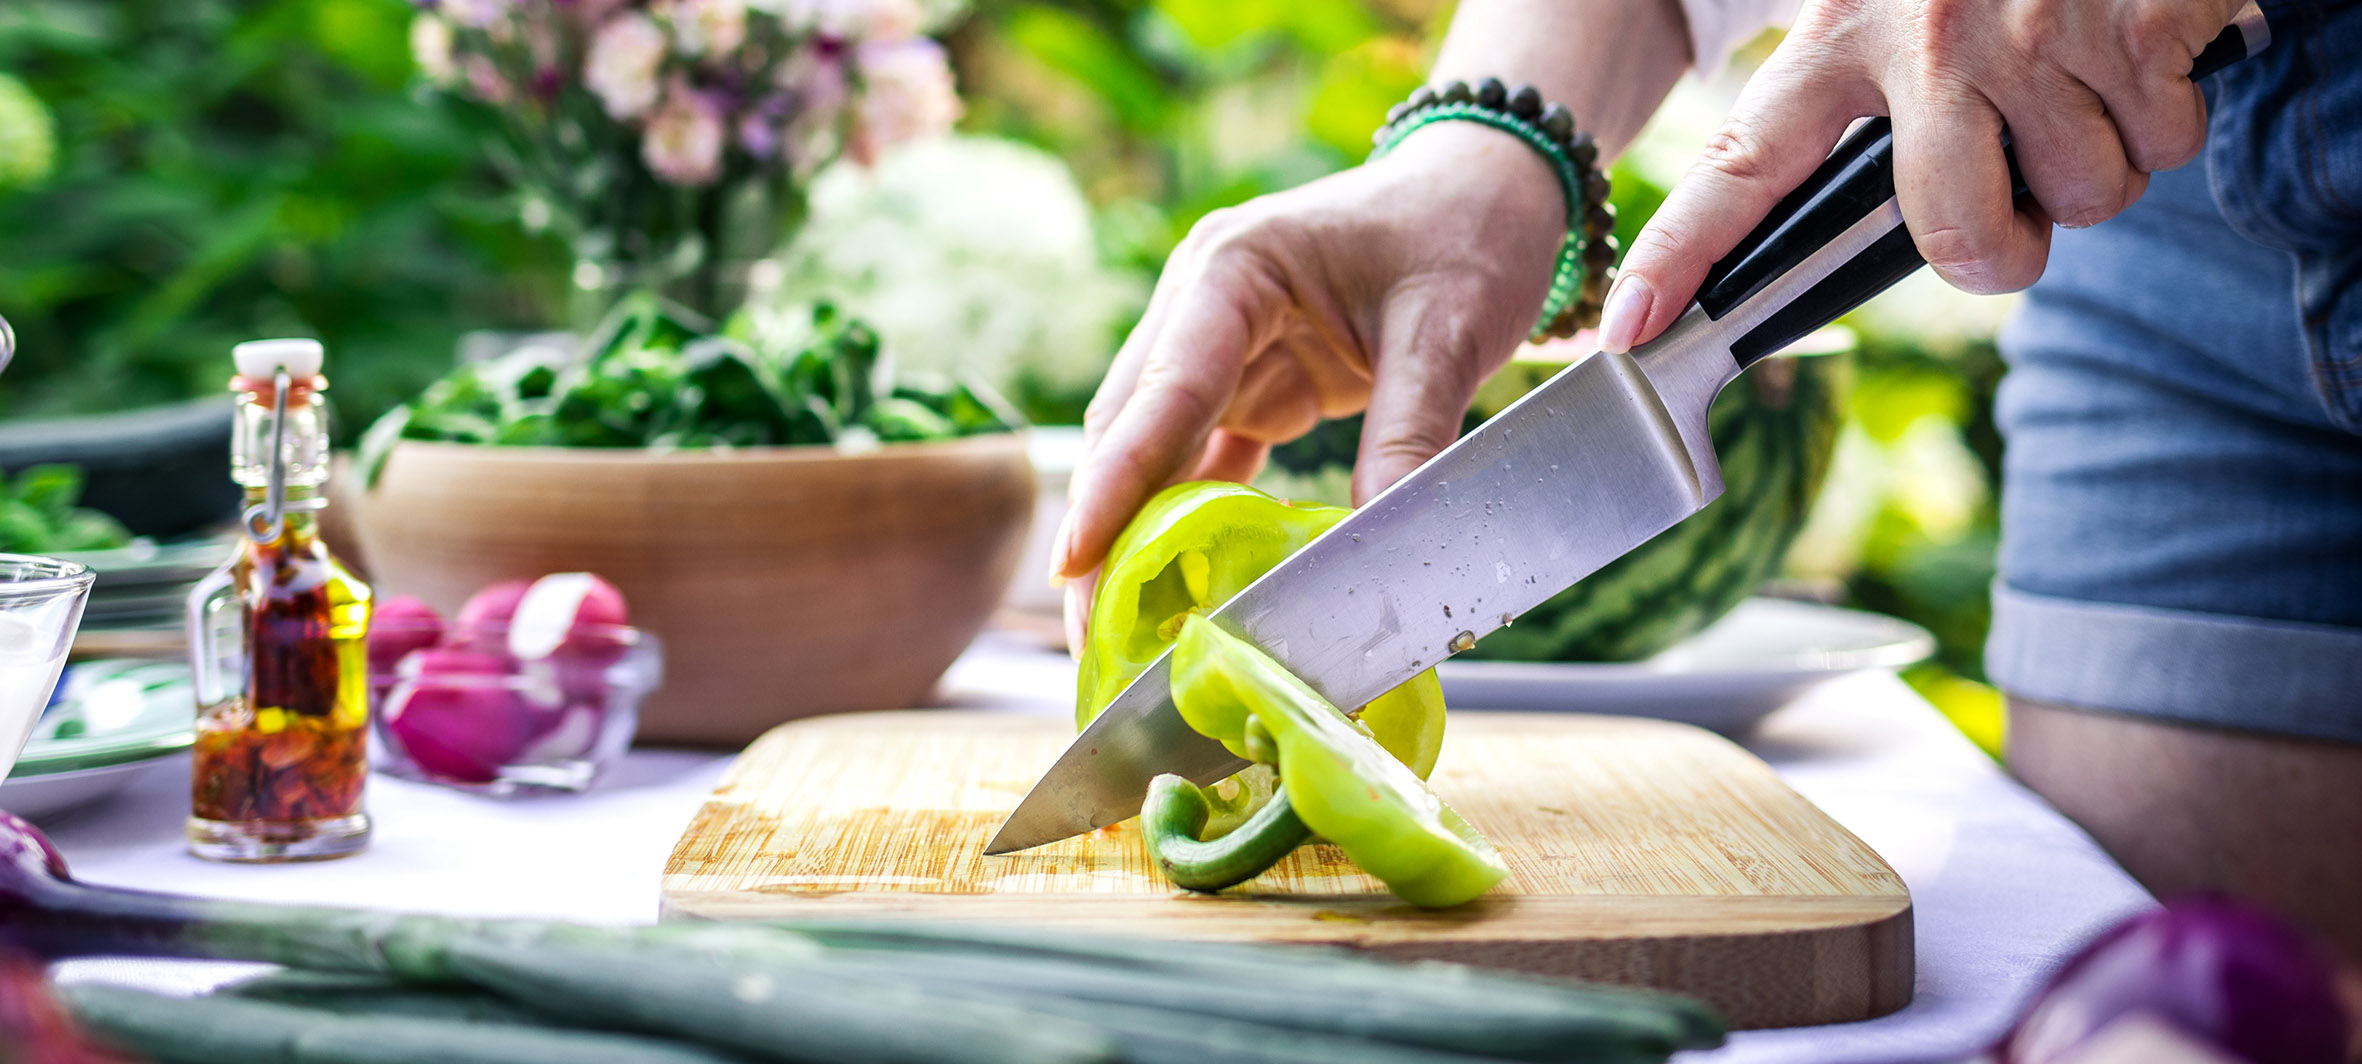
[1907,665,2005,760]
[1002,7,1173,133]
[1850,368,1969,443]
[1304,37,1421,158]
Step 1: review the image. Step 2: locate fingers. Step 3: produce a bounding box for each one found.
[1188,428,1270,485]
[1890,78,2051,293]
[1051,259,1268,581]
[1352,291,1492,504]
[2001,75,2138,229]
[2101,74,2208,174]
[2073,2,2214,173]
[1600,50,1868,353]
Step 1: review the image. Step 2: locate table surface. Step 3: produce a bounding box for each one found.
[44,633,2149,1064]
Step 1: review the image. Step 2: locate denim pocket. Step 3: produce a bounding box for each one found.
[2207,0,2362,431]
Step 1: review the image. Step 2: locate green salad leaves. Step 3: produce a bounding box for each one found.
[0,464,131,554]
[358,297,1017,487]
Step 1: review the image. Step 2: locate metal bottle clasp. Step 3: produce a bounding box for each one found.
[243,368,292,544]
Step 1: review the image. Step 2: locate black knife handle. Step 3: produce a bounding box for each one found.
[1692,4,2270,368]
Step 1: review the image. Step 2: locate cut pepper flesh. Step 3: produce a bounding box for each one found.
[1077,481,1444,778]
[1170,615,1507,908]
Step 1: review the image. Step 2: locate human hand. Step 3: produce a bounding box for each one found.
[1049,123,1567,651]
[1598,0,2248,353]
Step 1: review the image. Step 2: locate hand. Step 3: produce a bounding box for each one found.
[1049,123,1566,652]
[1597,0,2248,353]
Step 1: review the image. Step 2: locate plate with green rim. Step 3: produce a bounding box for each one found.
[2,659,194,820]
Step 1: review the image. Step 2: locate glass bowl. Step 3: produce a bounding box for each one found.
[366,617,660,796]
[0,555,96,782]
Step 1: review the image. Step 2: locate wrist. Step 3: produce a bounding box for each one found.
[1370,121,1568,236]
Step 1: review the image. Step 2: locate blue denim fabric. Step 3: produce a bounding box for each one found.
[1986,2,2362,741]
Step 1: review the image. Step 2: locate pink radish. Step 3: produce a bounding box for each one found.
[381,649,536,784]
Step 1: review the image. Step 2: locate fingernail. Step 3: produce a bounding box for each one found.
[1046,515,1077,587]
[1595,273,1654,355]
[1062,580,1091,660]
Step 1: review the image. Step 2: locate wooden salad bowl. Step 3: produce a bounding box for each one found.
[351,435,1035,746]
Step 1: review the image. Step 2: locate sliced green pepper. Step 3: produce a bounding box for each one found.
[1168,616,1507,908]
[1077,481,1444,778]
[1140,774,1312,892]
[1077,482,1344,729]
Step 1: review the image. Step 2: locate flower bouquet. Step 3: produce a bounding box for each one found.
[408,0,960,321]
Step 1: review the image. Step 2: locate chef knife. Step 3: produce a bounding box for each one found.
[986,4,2271,856]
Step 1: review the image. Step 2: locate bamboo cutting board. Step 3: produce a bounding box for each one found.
[661,710,1912,1029]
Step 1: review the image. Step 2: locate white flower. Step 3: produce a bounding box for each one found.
[642,81,727,185]
[410,14,457,85]
[668,0,748,57]
[773,137,1145,402]
[848,38,958,164]
[585,13,669,120]
[744,0,825,32]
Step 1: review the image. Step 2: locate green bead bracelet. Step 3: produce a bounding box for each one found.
[1369,80,1616,342]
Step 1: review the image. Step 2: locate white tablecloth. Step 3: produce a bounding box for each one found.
[47,634,2149,1064]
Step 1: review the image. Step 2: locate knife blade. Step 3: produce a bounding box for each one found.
[985,4,2269,856]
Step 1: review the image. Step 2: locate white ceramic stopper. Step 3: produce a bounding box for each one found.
[232,338,324,380]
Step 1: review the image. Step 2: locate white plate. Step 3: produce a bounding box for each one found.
[1436,598,1934,732]
[1,660,193,822]
[0,760,166,821]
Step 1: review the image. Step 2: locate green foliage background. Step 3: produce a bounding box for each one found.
[0,0,564,428]
[0,0,2006,747]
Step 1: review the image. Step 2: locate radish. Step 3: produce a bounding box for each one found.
[365,596,444,675]
[506,573,632,702]
[454,580,533,629]
[381,649,536,785]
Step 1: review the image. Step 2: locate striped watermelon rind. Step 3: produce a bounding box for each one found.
[1257,330,1851,663]
[1462,334,1850,662]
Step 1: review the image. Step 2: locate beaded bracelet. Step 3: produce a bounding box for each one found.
[1369,78,1616,342]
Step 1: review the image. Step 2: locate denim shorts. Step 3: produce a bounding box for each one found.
[1985,0,2362,743]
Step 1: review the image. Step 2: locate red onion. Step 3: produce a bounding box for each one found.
[519,703,604,763]
[507,572,632,702]
[1998,896,2353,1064]
[0,948,135,1063]
[365,595,444,674]
[381,649,536,784]
[454,579,533,629]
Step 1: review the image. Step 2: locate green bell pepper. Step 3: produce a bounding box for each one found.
[1076,482,1342,729]
[1164,616,1507,908]
[1076,481,1444,778]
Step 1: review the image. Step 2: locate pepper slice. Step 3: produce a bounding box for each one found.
[1077,481,1444,778]
[1077,482,1343,729]
[1169,615,1507,908]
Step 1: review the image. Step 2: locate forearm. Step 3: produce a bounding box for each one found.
[1426,0,1694,161]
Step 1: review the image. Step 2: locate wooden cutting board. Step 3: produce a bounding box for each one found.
[661,710,1912,1029]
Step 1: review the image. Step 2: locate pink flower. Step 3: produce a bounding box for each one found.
[737,94,788,159]
[464,54,513,104]
[585,13,668,120]
[848,38,958,165]
[808,0,920,41]
[642,80,727,185]
[775,44,848,174]
[441,0,511,29]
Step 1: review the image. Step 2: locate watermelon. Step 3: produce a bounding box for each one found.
[1259,330,1850,662]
